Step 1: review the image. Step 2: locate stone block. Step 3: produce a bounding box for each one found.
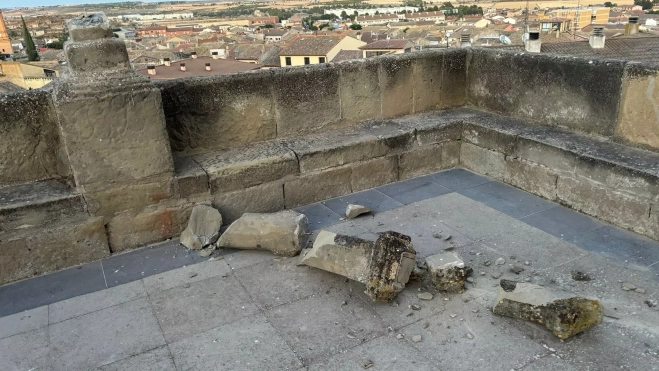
[460,143,506,180]
[298,230,416,302]
[0,91,69,185]
[179,205,223,250]
[106,200,196,253]
[514,137,578,175]
[350,156,398,192]
[462,117,524,156]
[273,66,341,137]
[85,176,175,217]
[575,155,659,203]
[217,210,308,257]
[425,252,472,293]
[212,181,284,224]
[557,176,652,237]
[193,141,298,194]
[467,49,624,136]
[379,54,414,117]
[504,157,558,201]
[284,166,352,208]
[413,50,467,112]
[158,73,277,154]
[173,156,208,198]
[398,141,459,180]
[338,59,381,123]
[284,122,412,173]
[65,39,130,73]
[52,74,174,191]
[616,64,659,150]
[0,215,110,285]
[66,13,113,42]
[492,280,603,339]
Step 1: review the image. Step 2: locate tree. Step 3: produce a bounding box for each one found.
[634,0,653,9]
[21,16,39,62]
[263,23,274,28]
[350,24,362,30]
[45,33,69,50]
[9,30,19,38]
[340,10,348,18]
[442,1,454,8]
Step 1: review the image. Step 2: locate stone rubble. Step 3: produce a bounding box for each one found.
[217,210,308,256]
[425,252,473,293]
[492,279,603,339]
[180,205,223,250]
[346,204,372,219]
[298,230,416,302]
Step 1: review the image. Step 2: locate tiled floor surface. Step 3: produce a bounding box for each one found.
[2,169,658,370]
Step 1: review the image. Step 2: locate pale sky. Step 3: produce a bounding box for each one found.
[2,0,184,9]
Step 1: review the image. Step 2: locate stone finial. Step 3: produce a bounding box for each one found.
[63,12,130,74]
[66,12,113,42]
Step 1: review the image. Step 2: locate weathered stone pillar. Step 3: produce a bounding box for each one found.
[51,13,174,219]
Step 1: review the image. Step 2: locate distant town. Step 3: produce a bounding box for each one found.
[1,0,659,92]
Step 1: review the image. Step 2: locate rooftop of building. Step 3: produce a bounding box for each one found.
[136,56,261,80]
[360,39,414,50]
[279,35,347,56]
[331,49,363,62]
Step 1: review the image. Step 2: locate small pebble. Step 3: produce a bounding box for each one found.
[396,333,405,339]
[466,277,474,283]
[495,257,505,265]
[188,272,198,278]
[492,272,502,279]
[466,333,474,339]
[423,322,430,329]
[444,234,452,241]
[483,260,492,266]
[410,304,421,310]
[362,359,373,369]
[450,314,457,318]
[433,233,442,239]
[635,288,646,294]
[622,282,636,291]
[412,335,422,343]
[479,271,486,276]
[418,292,434,300]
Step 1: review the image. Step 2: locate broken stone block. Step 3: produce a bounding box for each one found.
[425,252,473,293]
[180,205,223,250]
[492,279,603,340]
[298,230,416,302]
[216,210,308,257]
[346,204,371,219]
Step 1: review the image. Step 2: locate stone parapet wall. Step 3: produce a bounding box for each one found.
[157,49,467,156]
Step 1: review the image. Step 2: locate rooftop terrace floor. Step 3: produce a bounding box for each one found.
[1,169,658,370]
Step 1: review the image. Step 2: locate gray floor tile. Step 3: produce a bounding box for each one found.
[169,314,302,371]
[49,280,147,324]
[223,249,278,270]
[49,298,165,371]
[142,258,231,295]
[234,256,357,310]
[376,176,452,205]
[521,205,605,241]
[0,305,47,339]
[425,168,492,191]
[0,327,49,371]
[459,181,556,218]
[102,239,206,288]
[433,201,530,240]
[266,290,387,363]
[308,334,439,371]
[0,261,106,317]
[295,202,343,231]
[573,226,659,271]
[98,346,176,371]
[321,189,403,216]
[401,301,548,371]
[149,274,259,343]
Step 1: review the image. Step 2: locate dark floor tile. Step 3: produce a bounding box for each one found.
[376,176,452,205]
[458,181,556,218]
[520,205,605,241]
[0,262,106,317]
[321,189,403,216]
[573,226,659,269]
[426,168,492,191]
[295,202,343,231]
[102,240,206,288]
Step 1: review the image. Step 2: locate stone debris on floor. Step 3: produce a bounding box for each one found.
[346,204,372,219]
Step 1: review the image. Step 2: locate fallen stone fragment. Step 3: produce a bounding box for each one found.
[346,204,372,219]
[362,359,373,369]
[217,210,308,257]
[426,252,473,293]
[418,292,434,300]
[510,264,525,274]
[180,205,223,250]
[491,272,502,279]
[492,279,603,339]
[622,282,636,291]
[396,333,404,339]
[571,270,592,281]
[465,332,474,339]
[412,335,422,343]
[433,233,442,239]
[410,304,421,310]
[635,288,646,294]
[443,234,452,241]
[298,230,416,302]
[495,257,506,265]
